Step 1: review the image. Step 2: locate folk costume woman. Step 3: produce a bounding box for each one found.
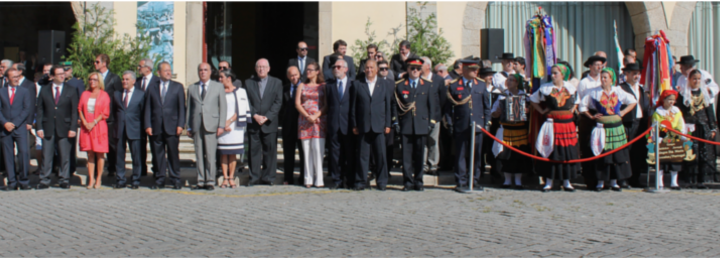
[676,69,717,189]
[579,68,637,192]
[651,90,686,190]
[491,74,530,189]
[530,64,580,192]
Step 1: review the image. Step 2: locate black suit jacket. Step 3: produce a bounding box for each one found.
[390,53,420,78]
[392,78,439,135]
[135,74,161,93]
[425,73,447,109]
[281,82,301,132]
[287,56,317,81]
[325,78,355,136]
[114,89,145,140]
[144,80,186,136]
[103,71,122,124]
[36,83,79,138]
[350,77,392,134]
[322,55,356,82]
[245,75,283,134]
[619,82,649,124]
[0,84,32,135]
[17,78,37,125]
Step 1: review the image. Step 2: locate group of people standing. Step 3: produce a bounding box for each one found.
[0,38,718,192]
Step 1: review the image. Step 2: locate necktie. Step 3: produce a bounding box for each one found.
[54,86,60,105]
[290,84,295,99]
[123,90,129,108]
[141,77,147,91]
[10,87,15,105]
[412,81,417,89]
[200,83,206,99]
[338,81,344,100]
[161,82,168,103]
[300,59,305,74]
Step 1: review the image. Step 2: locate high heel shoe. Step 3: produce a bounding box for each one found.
[87,180,95,189]
[219,180,229,189]
[229,179,237,188]
[94,179,102,189]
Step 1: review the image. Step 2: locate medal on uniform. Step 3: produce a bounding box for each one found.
[458,87,464,91]
[402,90,409,99]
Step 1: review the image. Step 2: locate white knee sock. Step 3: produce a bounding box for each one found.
[671,171,679,187]
[596,180,605,189]
[609,179,619,188]
[503,173,512,185]
[658,170,664,188]
[514,174,522,186]
[563,179,573,189]
[544,178,553,189]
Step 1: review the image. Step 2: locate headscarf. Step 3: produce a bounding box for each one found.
[678,69,713,107]
[601,67,617,86]
[552,64,570,81]
[656,89,678,108]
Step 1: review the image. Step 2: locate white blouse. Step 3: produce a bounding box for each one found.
[579,86,637,113]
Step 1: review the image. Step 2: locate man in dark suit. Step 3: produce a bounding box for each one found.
[444,59,491,192]
[281,66,305,185]
[322,40,356,82]
[420,57,446,175]
[351,59,391,190]
[356,44,378,80]
[326,57,356,189]
[618,63,650,188]
[245,58,283,186]
[95,54,122,177]
[379,60,397,172]
[36,66,79,189]
[144,62,185,190]
[136,58,160,176]
[0,68,33,190]
[392,58,440,191]
[113,71,145,189]
[390,40,420,80]
[287,41,316,82]
[60,62,84,177]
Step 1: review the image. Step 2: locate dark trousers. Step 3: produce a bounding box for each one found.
[385,130,395,171]
[40,134,73,185]
[2,129,29,187]
[116,131,142,186]
[282,127,304,184]
[402,134,426,188]
[106,122,118,173]
[150,132,181,186]
[141,131,157,174]
[356,132,387,188]
[624,119,647,185]
[248,131,278,184]
[328,131,356,187]
[454,132,483,186]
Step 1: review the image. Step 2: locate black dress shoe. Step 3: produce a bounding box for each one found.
[353,186,365,191]
[59,183,70,189]
[415,185,424,191]
[454,185,467,193]
[1,186,14,191]
[514,185,524,190]
[113,184,126,189]
[501,184,512,189]
[611,186,622,192]
[131,185,139,189]
[19,185,31,190]
[376,186,386,191]
[563,186,575,192]
[542,187,552,192]
[191,185,204,190]
[173,184,182,190]
[328,184,339,190]
[670,186,681,190]
[402,186,413,192]
[696,184,708,189]
[36,183,50,190]
[205,185,214,191]
[149,185,160,190]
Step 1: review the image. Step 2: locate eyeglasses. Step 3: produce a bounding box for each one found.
[298,48,308,51]
[409,67,421,71]
[306,68,317,72]
[332,65,344,70]
[379,67,389,71]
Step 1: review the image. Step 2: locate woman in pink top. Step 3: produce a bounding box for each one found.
[78,72,111,189]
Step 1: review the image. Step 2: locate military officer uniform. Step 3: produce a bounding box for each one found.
[443,60,491,192]
[392,58,440,191]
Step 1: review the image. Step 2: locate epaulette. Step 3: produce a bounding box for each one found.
[450,78,459,84]
[476,77,485,82]
[395,79,405,84]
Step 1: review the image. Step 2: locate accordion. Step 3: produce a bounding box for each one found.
[501,95,528,123]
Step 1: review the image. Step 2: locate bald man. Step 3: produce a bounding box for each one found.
[245,58,283,186]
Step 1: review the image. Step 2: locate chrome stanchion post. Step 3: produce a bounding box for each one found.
[464,121,483,193]
[647,122,668,193]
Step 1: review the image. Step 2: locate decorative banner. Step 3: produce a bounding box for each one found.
[614,20,624,72]
[137,1,174,69]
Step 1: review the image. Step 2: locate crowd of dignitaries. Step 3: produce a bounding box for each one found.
[1,38,719,193]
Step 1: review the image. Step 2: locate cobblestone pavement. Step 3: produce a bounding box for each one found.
[1,168,720,257]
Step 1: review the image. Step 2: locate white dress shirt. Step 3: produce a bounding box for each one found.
[123,87,135,106]
[142,74,152,91]
[298,56,306,74]
[576,74,601,99]
[628,82,643,119]
[366,76,377,96]
[100,70,109,81]
[337,76,348,97]
[52,83,63,99]
[579,86,637,114]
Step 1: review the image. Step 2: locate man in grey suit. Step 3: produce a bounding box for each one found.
[186,63,227,190]
[245,58,283,186]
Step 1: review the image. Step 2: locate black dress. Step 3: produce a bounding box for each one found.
[677,90,717,184]
[533,85,580,180]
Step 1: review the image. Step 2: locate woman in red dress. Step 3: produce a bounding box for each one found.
[78,72,111,189]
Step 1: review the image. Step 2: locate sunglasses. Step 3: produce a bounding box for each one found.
[409,67,421,71]
[219,66,229,70]
[379,67,389,71]
[94,61,101,64]
[299,48,308,51]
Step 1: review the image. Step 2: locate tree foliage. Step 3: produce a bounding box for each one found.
[63,3,152,84]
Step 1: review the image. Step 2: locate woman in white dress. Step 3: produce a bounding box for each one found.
[217,70,250,188]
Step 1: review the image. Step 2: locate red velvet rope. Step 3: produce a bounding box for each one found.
[664,127,720,145]
[479,126,653,164]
